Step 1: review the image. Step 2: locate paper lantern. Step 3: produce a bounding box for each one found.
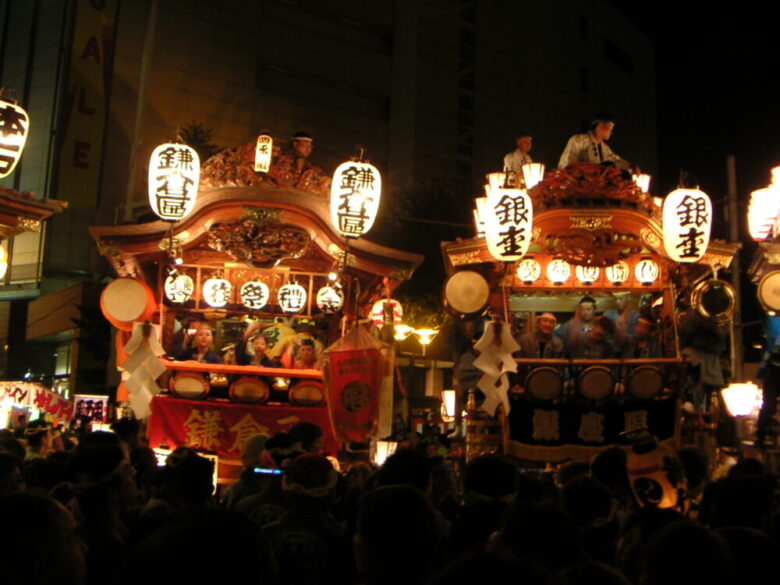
[441,389,457,422]
[0,242,7,280]
[202,277,232,307]
[240,280,270,310]
[547,259,571,284]
[330,160,381,238]
[370,298,403,326]
[484,182,533,262]
[373,439,397,466]
[0,97,30,178]
[575,265,600,285]
[473,197,487,237]
[148,143,200,221]
[748,186,780,241]
[521,162,545,189]
[721,382,763,417]
[278,282,307,313]
[605,261,630,285]
[164,273,194,303]
[662,188,712,262]
[316,286,344,313]
[254,133,273,173]
[632,173,652,193]
[516,258,541,284]
[634,259,659,285]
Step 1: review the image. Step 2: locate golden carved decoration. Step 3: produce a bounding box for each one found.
[450,250,483,266]
[544,229,642,266]
[16,217,41,232]
[641,228,661,248]
[241,207,281,224]
[569,215,612,231]
[207,221,310,268]
[327,244,357,266]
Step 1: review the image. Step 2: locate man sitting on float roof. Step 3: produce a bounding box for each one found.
[518,312,565,359]
[558,113,631,170]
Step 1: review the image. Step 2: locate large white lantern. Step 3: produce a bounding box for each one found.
[473,197,488,237]
[254,133,273,173]
[316,286,344,313]
[605,261,630,285]
[330,160,381,238]
[278,282,307,313]
[240,280,270,310]
[484,182,533,262]
[521,163,545,189]
[634,259,659,285]
[516,258,541,284]
[547,259,571,285]
[662,188,712,262]
[164,273,194,303]
[0,97,30,178]
[575,265,600,285]
[202,277,232,307]
[148,142,200,221]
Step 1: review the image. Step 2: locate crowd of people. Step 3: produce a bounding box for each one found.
[1,411,777,585]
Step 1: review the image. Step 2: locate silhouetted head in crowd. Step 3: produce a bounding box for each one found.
[717,526,780,584]
[265,432,300,467]
[493,502,583,572]
[463,454,517,502]
[616,506,683,584]
[375,447,432,493]
[591,446,633,508]
[555,460,589,488]
[0,452,22,496]
[110,418,141,449]
[0,492,86,585]
[355,485,440,584]
[644,521,735,585]
[122,510,267,585]
[561,476,620,564]
[24,457,68,495]
[240,433,269,466]
[0,430,25,460]
[281,453,338,508]
[160,447,214,510]
[559,562,631,585]
[431,550,555,585]
[288,421,324,453]
[69,440,138,518]
[707,474,773,532]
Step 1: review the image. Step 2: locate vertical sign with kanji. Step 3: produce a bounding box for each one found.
[330,161,382,238]
[663,188,712,263]
[0,99,29,178]
[148,143,200,221]
[254,134,273,173]
[484,185,533,262]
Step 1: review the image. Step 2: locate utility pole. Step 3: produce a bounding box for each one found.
[726,154,743,380]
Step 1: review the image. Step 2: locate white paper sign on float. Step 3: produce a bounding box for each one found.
[662,188,712,263]
[483,179,533,262]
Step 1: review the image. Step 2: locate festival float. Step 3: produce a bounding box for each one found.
[90,134,422,480]
[441,162,740,464]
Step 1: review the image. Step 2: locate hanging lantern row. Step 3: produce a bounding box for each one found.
[515,257,659,286]
[164,275,344,315]
[748,166,780,241]
[482,172,534,262]
[0,96,30,179]
[662,188,712,263]
[330,158,382,239]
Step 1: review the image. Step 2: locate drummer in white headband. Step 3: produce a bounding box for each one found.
[518,312,565,359]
